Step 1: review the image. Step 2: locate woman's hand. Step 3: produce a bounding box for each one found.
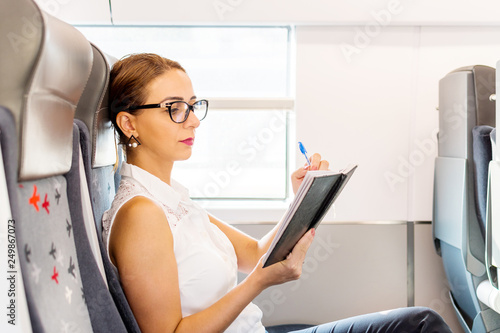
[249,228,316,289]
[291,153,330,195]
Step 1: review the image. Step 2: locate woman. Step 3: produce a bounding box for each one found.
[103,53,452,333]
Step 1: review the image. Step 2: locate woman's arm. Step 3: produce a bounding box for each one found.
[109,196,315,333]
[208,214,280,273]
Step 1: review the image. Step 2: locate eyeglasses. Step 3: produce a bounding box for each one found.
[125,99,208,124]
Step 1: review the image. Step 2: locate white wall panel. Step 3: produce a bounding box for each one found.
[31,0,500,28]
[296,26,417,221]
[34,0,111,24]
[237,223,407,326]
[296,25,500,222]
[410,27,500,221]
[109,0,500,26]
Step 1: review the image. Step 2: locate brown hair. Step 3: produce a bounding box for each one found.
[108,53,186,144]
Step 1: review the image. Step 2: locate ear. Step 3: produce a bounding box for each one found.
[116,111,138,138]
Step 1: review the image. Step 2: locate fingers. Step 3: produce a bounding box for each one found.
[308,153,330,171]
[255,229,316,287]
[283,229,315,280]
[292,153,330,195]
[291,167,308,195]
[319,160,329,170]
[292,166,308,179]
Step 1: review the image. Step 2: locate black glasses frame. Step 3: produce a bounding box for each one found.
[124,99,209,123]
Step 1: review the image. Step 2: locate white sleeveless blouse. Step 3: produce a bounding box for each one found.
[102,162,265,333]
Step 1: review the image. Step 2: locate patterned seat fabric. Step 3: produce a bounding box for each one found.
[17,161,93,332]
[0,0,128,331]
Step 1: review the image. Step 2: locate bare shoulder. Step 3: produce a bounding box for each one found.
[109,196,173,267]
[109,196,182,332]
[116,195,166,226]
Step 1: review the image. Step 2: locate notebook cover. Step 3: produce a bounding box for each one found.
[262,165,356,268]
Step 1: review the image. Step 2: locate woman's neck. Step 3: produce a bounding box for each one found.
[126,151,174,185]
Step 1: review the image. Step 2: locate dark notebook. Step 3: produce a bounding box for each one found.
[262,164,357,268]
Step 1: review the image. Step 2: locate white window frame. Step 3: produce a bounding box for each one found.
[77,25,297,222]
[193,97,297,222]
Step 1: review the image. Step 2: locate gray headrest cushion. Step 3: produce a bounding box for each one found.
[20,9,92,180]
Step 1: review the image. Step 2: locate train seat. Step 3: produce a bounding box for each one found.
[486,127,499,297]
[0,0,94,330]
[0,106,32,332]
[433,65,500,332]
[480,61,500,318]
[0,0,128,331]
[74,43,141,332]
[471,124,500,331]
[472,125,495,237]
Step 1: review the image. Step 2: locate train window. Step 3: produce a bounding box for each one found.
[77,26,294,200]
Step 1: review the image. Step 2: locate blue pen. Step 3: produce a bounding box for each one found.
[298,142,311,166]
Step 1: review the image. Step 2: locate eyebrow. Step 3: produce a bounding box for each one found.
[161,95,197,102]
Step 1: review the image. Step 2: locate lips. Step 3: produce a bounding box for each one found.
[180,138,194,146]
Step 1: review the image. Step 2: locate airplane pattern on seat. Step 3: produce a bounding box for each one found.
[15,178,93,332]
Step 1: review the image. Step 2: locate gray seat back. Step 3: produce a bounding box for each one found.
[75,44,118,238]
[0,106,32,332]
[472,125,495,234]
[0,1,130,332]
[0,0,92,182]
[74,43,141,333]
[484,64,500,312]
[433,65,500,332]
[0,0,95,331]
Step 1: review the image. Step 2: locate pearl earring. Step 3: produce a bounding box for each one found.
[127,135,141,148]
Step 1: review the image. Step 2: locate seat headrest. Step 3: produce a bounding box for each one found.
[447,65,495,128]
[0,0,93,181]
[75,44,118,168]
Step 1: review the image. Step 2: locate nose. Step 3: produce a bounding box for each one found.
[184,109,200,128]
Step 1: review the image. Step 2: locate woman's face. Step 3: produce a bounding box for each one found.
[133,69,200,164]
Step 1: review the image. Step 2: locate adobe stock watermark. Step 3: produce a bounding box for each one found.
[190,111,287,198]
[7,0,72,54]
[36,0,72,16]
[384,101,472,192]
[236,233,340,332]
[426,278,455,315]
[384,129,439,192]
[213,0,245,20]
[418,275,465,320]
[340,0,404,64]
[7,13,42,54]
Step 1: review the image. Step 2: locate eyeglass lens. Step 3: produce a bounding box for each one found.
[170,100,208,123]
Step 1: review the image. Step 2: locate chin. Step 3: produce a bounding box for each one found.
[176,152,192,161]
